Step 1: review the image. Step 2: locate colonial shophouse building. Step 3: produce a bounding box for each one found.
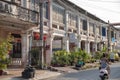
[0,0,118,67]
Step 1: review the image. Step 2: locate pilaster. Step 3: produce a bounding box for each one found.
[64,10,69,52]
[85,41,90,53]
[21,33,29,67]
[77,16,81,48]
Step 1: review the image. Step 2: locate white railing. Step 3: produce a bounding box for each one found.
[11,58,22,66]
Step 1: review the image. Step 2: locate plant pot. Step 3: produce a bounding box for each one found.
[0,70,3,75]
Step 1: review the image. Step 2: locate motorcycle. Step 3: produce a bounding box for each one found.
[99,67,109,80]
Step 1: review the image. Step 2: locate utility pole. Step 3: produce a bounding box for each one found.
[38,0,44,69]
[38,0,48,69]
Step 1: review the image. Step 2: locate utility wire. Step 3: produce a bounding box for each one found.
[84,0,120,3]
[71,0,120,14]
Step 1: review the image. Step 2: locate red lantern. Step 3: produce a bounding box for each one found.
[34,32,40,40]
[43,35,47,41]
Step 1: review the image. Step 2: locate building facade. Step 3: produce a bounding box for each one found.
[0,0,118,67]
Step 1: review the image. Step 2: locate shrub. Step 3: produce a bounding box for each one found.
[94,51,102,60]
[0,34,13,70]
[30,47,39,66]
[51,50,70,67]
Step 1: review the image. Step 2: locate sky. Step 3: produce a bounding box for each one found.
[69,0,120,27]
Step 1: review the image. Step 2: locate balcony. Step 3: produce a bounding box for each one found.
[0,1,38,30]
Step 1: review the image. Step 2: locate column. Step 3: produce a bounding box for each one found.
[94,25,97,52]
[86,16,90,53]
[21,33,29,67]
[94,42,97,52]
[87,17,89,38]
[63,10,69,52]
[46,34,54,65]
[46,0,53,65]
[77,16,81,48]
[85,41,90,53]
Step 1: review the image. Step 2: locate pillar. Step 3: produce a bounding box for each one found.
[21,33,29,67]
[45,0,53,65]
[77,16,81,48]
[63,10,69,52]
[85,41,90,53]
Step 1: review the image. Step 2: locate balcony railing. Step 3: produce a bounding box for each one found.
[0,1,38,23]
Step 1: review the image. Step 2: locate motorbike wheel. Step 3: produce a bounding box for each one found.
[100,75,108,80]
[101,77,105,80]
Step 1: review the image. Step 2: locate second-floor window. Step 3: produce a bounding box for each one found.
[44,2,49,19]
[102,27,106,36]
[52,3,65,24]
[21,0,27,8]
[30,0,35,10]
[82,20,87,31]
[89,23,94,33]
[68,13,77,28]
[111,31,114,38]
[96,26,100,35]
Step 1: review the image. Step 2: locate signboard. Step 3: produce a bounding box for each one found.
[112,37,115,42]
[69,33,76,43]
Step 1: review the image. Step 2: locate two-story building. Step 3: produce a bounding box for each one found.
[1,0,115,67]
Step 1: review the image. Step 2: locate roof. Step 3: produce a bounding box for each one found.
[60,0,107,24]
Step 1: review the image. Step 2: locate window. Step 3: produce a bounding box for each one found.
[30,0,35,10]
[83,20,87,31]
[89,23,94,33]
[96,26,100,35]
[111,31,114,38]
[44,2,49,19]
[68,13,77,28]
[102,27,106,36]
[115,33,116,39]
[52,4,65,24]
[21,0,27,8]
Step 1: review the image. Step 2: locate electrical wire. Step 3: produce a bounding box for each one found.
[83,0,120,3]
[69,0,120,14]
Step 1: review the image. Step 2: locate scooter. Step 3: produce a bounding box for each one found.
[99,67,109,80]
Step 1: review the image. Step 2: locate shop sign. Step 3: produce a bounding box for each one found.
[69,33,76,43]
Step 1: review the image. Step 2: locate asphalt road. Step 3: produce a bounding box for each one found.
[45,62,120,80]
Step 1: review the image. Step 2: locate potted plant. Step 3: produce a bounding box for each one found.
[0,34,13,75]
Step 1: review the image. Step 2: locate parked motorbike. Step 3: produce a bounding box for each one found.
[99,67,109,80]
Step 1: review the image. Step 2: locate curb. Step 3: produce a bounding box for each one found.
[49,63,100,73]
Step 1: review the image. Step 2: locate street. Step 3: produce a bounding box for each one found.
[45,62,120,80]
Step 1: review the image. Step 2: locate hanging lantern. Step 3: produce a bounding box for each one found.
[34,32,40,40]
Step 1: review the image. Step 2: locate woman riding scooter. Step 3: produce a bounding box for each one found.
[99,53,110,79]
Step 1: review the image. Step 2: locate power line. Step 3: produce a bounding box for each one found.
[84,0,120,3]
[71,0,120,14]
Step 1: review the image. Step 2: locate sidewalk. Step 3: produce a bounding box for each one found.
[0,62,99,80]
[0,68,61,80]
